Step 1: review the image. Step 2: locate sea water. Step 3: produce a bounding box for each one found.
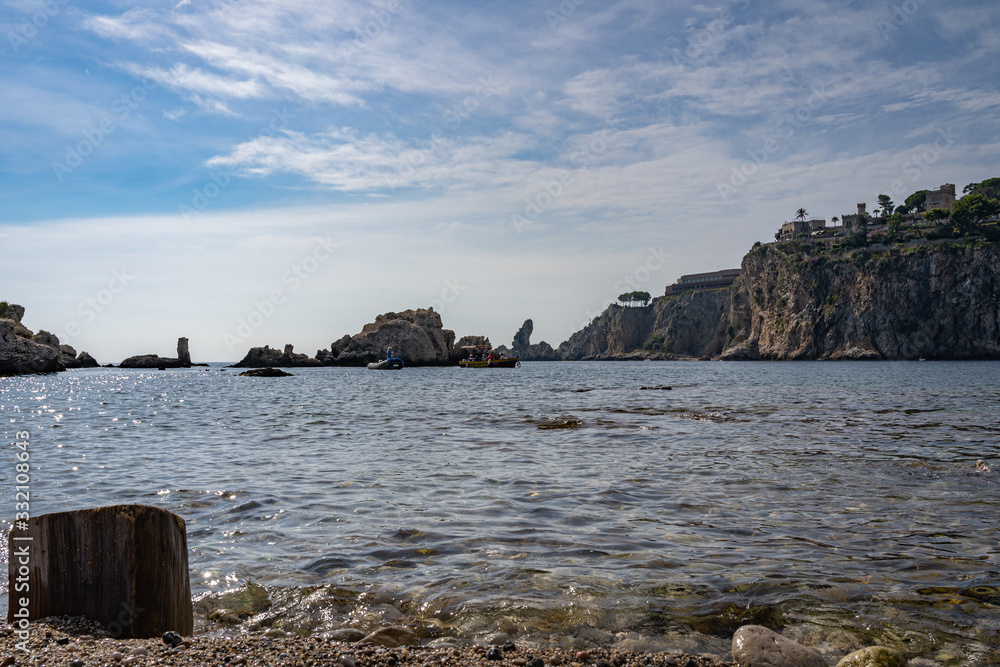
[2,362,998,663]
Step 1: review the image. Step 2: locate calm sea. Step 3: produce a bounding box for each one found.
[2,362,999,663]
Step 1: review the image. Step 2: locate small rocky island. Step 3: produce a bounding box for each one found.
[0,302,99,375]
[120,337,195,369]
[233,308,490,368]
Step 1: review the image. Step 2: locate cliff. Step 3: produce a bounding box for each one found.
[558,290,731,360]
[556,239,1000,361]
[721,240,1000,360]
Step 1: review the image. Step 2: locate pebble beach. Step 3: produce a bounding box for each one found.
[1,618,737,667]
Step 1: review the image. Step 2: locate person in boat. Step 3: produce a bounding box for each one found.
[386,348,393,361]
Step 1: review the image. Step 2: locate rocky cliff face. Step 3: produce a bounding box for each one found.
[557,289,731,360]
[554,240,1000,361]
[721,241,1000,360]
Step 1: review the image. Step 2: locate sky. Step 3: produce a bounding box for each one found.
[1,0,999,362]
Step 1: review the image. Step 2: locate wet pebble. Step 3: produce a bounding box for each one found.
[339,654,356,667]
[70,660,85,667]
[109,652,124,662]
[503,641,517,652]
[487,647,503,660]
[513,659,528,667]
[576,651,591,661]
[162,631,182,647]
[56,637,71,645]
[527,659,545,667]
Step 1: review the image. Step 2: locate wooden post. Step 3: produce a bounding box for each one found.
[7,504,193,637]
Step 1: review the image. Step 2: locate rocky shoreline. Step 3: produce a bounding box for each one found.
[2,618,930,667]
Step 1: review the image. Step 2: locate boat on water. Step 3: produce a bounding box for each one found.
[459,357,520,368]
[458,345,519,368]
[367,358,404,370]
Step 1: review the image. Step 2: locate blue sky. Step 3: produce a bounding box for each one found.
[1,0,998,361]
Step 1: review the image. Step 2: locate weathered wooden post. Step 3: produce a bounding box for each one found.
[7,504,193,637]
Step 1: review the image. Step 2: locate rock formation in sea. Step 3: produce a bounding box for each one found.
[120,337,194,368]
[554,240,1000,361]
[0,303,99,375]
[319,308,460,367]
[232,344,322,368]
[509,319,559,361]
[235,308,492,368]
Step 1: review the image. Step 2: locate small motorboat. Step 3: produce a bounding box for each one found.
[368,358,404,370]
[457,344,519,368]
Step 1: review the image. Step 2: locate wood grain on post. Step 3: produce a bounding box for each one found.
[7,504,193,637]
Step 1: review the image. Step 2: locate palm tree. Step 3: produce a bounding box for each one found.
[795,208,808,222]
[831,215,839,224]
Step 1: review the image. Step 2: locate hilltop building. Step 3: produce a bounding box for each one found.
[778,217,828,241]
[840,203,868,230]
[924,183,956,211]
[665,269,742,297]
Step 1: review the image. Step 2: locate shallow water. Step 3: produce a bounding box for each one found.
[2,362,999,663]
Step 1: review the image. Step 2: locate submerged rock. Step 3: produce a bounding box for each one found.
[238,367,293,377]
[835,646,906,667]
[359,625,419,647]
[731,625,826,667]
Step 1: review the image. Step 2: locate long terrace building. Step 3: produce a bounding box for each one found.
[664,269,741,297]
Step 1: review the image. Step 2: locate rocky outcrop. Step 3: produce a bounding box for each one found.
[318,308,459,366]
[510,320,559,361]
[77,351,100,368]
[232,344,322,368]
[1,305,65,375]
[121,338,195,368]
[720,241,1000,360]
